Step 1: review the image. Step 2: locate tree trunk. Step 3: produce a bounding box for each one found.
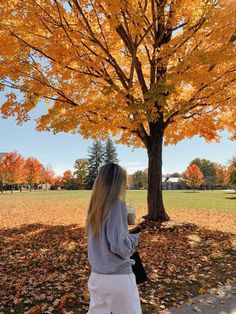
[146,132,170,221]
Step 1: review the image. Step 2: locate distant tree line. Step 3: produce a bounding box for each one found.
[54,138,119,190]
[0,138,119,192]
[1,146,235,192]
[0,152,55,193]
[128,157,236,191]
[183,158,235,191]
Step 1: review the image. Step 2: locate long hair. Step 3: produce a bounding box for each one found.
[86,163,127,237]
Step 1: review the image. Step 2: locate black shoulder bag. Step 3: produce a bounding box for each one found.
[130,226,148,285]
[130,251,148,285]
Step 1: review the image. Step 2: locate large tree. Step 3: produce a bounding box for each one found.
[0,0,235,220]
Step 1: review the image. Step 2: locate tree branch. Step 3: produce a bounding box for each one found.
[72,0,129,90]
[116,24,148,94]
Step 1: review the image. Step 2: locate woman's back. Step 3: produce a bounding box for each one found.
[87,199,138,275]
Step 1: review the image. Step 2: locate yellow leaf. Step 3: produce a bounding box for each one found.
[198,287,208,294]
[24,305,42,314]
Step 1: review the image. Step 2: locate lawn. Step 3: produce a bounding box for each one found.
[0,190,235,313]
[1,189,235,211]
[0,190,235,233]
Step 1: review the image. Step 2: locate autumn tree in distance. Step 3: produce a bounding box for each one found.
[24,157,42,192]
[0,0,235,220]
[183,164,204,192]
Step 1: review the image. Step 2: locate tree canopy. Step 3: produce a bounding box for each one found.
[0,0,235,148]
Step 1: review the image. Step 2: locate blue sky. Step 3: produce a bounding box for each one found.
[0,103,235,175]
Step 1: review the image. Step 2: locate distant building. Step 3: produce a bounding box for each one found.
[162,176,185,190]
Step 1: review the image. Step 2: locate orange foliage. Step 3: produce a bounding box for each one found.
[24,157,42,188]
[0,0,235,146]
[54,175,63,188]
[62,170,73,185]
[214,163,228,185]
[41,166,55,186]
[183,164,204,189]
[0,152,24,186]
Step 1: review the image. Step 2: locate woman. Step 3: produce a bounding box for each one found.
[86,163,142,314]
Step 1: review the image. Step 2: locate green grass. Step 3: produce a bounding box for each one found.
[127,190,235,212]
[2,189,235,212]
[162,190,235,212]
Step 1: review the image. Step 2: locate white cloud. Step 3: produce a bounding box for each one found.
[52,164,74,176]
[120,161,147,174]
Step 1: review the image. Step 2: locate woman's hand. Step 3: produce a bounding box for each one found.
[129,226,141,234]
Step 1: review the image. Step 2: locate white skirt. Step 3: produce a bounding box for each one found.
[87,272,142,314]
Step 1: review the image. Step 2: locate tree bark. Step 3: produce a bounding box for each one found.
[146,131,170,221]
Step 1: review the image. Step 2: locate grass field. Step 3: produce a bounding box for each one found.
[0,189,235,233]
[0,190,235,313]
[1,189,235,210]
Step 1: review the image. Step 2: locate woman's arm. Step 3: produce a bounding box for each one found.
[106,200,139,259]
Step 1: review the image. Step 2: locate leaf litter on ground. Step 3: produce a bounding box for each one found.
[0,217,235,314]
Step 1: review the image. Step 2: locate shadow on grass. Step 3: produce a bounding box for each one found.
[0,222,235,313]
[225,197,236,200]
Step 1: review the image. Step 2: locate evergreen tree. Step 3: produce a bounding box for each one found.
[104,138,119,164]
[87,141,105,189]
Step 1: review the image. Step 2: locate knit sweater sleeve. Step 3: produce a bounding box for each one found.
[106,199,138,259]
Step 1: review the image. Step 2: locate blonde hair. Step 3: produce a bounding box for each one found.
[86,163,127,237]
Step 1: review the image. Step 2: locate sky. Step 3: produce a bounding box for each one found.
[0,102,235,175]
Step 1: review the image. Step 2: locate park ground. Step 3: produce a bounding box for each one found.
[0,190,235,313]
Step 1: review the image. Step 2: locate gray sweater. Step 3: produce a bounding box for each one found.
[87,199,139,274]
